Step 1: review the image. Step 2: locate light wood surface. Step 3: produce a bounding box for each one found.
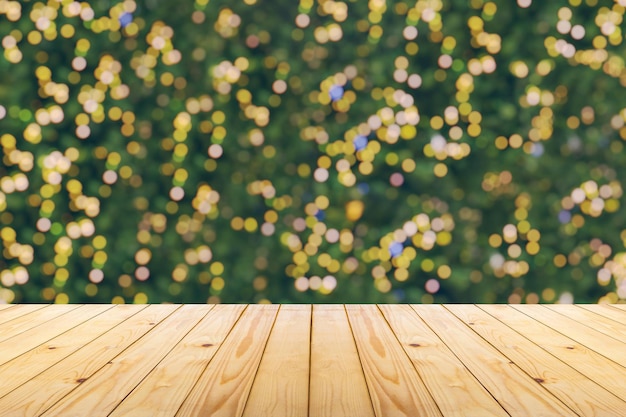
[346,304,441,417]
[1,303,625,416]
[309,305,375,417]
[447,304,626,416]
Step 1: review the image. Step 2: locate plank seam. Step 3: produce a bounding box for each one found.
[36,304,185,416]
[0,304,47,326]
[547,305,626,343]
[239,304,282,417]
[509,304,626,370]
[375,304,444,417]
[476,304,626,411]
[307,304,312,417]
[0,304,134,395]
[576,304,626,324]
[456,304,614,416]
[411,305,515,417]
[342,304,377,417]
[171,304,249,417]
[106,304,217,416]
[0,304,83,343]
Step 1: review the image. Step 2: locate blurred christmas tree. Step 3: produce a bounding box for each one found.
[1,0,626,304]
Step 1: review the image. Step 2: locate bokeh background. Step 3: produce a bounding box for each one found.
[1,0,626,304]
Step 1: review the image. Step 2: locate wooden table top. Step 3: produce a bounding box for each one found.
[0,304,625,416]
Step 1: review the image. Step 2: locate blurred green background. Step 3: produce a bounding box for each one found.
[1,0,626,304]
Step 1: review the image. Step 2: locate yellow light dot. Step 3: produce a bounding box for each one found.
[421,258,434,272]
[293,251,308,265]
[401,159,416,173]
[436,231,452,246]
[430,116,444,129]
[55,293,69,304]
[526,241,540,255]
[553,254,567,267]
[394,268,409,282]
[315,195,330,210]
[437,265,451,279]
[346,200,364,221]
[28,31,43,45]
[244,217,258,232]
[517,220,531,234]
[212,111,226,124]
[211,277,225,291]
[488,234,502,247]
[60,24,75,38]
[93,236,107,249]
[134,292,148,304]
[527,229,541,242]
[467,124,481,137]
[210,262,224,275]
[542,288,556,302]
[434,163,448,177]
[112,296,125,304]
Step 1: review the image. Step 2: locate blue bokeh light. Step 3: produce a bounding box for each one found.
[389,241,403,258]
[119,12,133,28]
[357,183,370,195]
[329,85,344,101]
[354,135,368,151]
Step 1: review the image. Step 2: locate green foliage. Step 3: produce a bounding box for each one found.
[1,0,626,304]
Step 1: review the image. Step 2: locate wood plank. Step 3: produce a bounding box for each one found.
[242,305,310,417]
[481,304,626,402]
[40,304,211,417]
[610,304,626,310]
[109,304,244,417]
[379,304,508,417]
[412,305,576,416]
[0,304,12,310]
[0,304,77,341]
[0,303,47,325]
[175,304,279,417]
[346,304,442,417]
[512,304,626,366]
[0,304,111,367]
[309,305,375,417]
[578,304,626,323]
[0,305,143,395]
[447,304,626,416]
[0,304,179,416]
[546,304,626,342]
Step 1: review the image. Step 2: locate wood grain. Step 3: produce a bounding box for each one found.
[413,305,576,416]
[40,305,210,417]
[545,304,626,341]
[309,305,375,417]
[0,304,78,343]
[578,304,626,323]
[481,304,626,402]
[0,304,111,368]
[242,305,310,417]
[109,304,244,417]
[0,304,46,325]
[380,304,507,417]
[0,304,178,416]
[175,304,278,417]
[0,304,134,395]
[346,304,442,417]
[2,304,625,417]
[610,304,626,310]
[512,304,626,366]
[448,304,626,416]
